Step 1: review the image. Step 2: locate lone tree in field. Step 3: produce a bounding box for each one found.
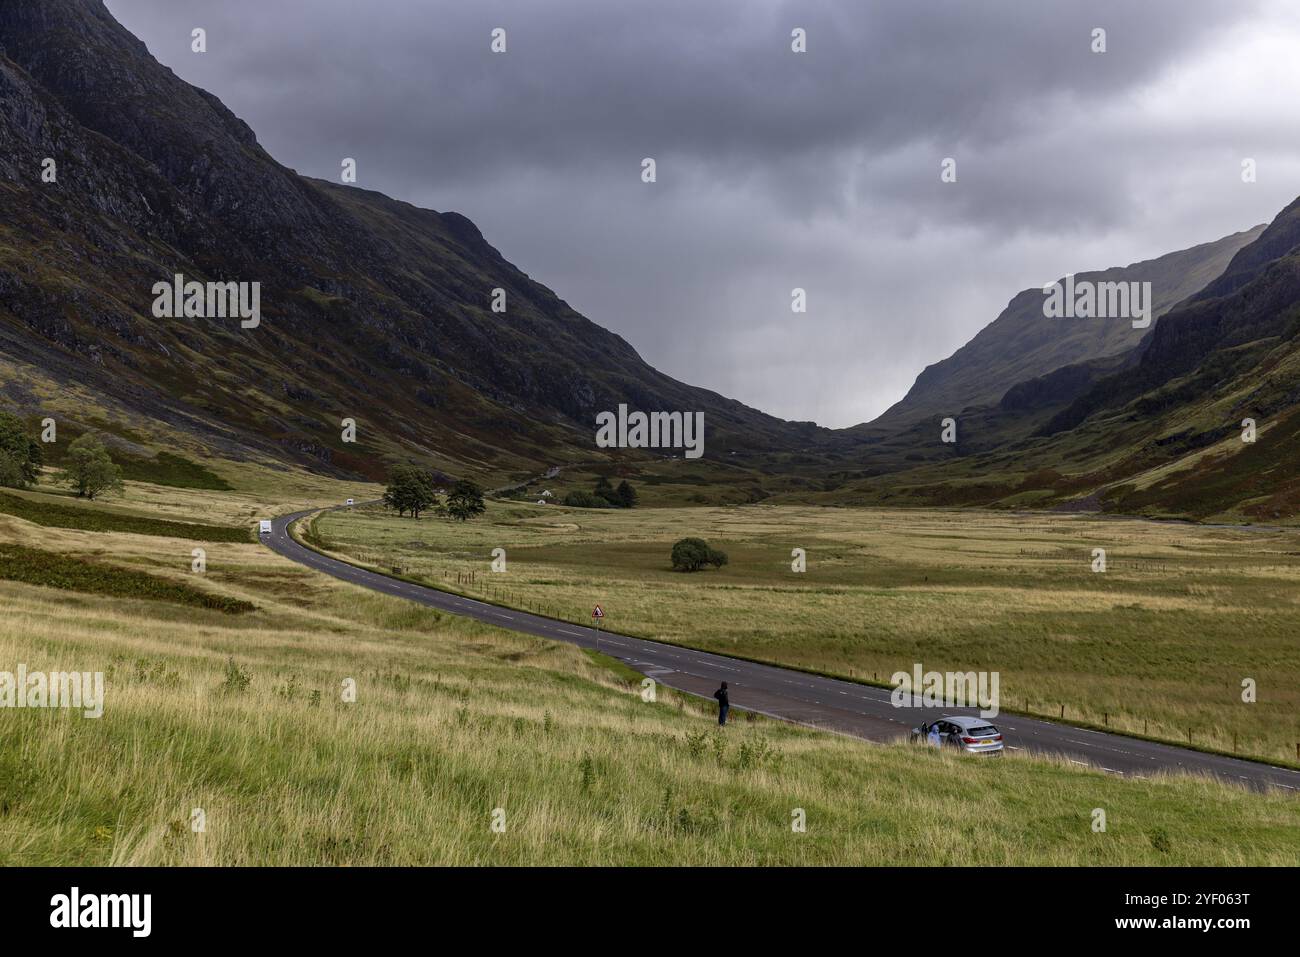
[62,434,123,500]
[0,411,42,489]
[383,465,439,518]
[593,475,619,507]
[671,537,728,572]
[615,479,638,509]
[445,479,486,522]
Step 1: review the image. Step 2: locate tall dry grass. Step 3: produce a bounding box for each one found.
[1,498,1298,865]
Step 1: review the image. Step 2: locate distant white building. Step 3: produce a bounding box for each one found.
[541,490,553,498]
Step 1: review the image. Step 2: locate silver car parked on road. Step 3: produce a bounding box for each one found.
[910,715,1004,754]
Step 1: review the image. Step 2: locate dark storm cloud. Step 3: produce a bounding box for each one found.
[106,0,1298,426]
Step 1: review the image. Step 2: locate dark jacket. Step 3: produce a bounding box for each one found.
[713,687,729,707]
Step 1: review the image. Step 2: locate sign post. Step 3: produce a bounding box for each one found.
[592,604,604,650]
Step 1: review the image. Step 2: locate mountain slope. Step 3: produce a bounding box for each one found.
[869,228,1263,431]
[820,195,1300,522]
[0,0,823,483]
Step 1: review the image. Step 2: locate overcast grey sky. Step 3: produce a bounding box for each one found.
[106,0,1300,427]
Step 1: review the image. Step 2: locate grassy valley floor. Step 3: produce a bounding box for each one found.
[0,475,1297,864]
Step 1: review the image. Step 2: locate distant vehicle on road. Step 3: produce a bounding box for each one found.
[911,715,1004,754]
[345,498,354,506]
[259,520,272,536]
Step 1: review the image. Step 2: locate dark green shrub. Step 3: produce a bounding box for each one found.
[670,537,711,571]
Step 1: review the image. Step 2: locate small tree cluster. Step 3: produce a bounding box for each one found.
[383,467,486,522]
[670,537,728,572]
[563,475,637,509]
[382,465,439,518]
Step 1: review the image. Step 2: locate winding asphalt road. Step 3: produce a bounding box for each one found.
[266,507,1300,795]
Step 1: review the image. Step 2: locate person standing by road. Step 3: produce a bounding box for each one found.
[714,682,730,726]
